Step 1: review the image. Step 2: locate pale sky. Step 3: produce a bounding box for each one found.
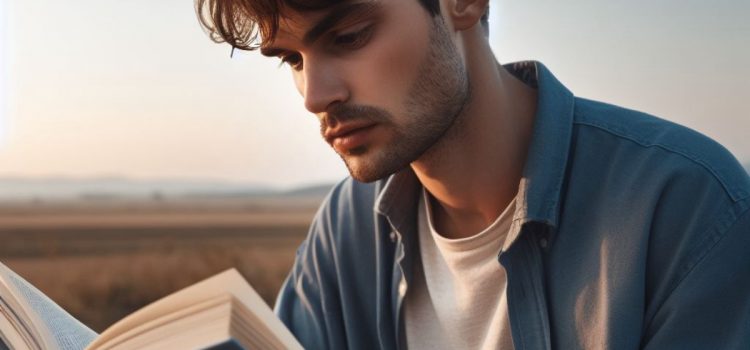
[1,0,748,187]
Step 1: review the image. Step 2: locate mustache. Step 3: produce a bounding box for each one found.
[319,104,392,135]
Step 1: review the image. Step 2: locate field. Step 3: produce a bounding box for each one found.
[0,196,321,333]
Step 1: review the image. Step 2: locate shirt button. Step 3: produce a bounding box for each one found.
[389,231,397,242]
[398,279,407,297]
[539,237,548,249]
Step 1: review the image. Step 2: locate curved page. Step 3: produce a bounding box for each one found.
[0,262,97,350]
[87,269,301,350]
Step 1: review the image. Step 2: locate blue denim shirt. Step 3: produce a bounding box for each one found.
[274,62,750,349]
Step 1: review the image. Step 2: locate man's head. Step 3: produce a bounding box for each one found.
[196,0,488,50]
[196,0,490,182]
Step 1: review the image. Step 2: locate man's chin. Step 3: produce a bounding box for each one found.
[344,161,388,183]
[342,154,406,183]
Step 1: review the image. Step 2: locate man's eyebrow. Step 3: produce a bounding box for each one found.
[260,1,380,57]
[303,2,380,45]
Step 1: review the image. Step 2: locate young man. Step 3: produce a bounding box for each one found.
[196,0,750,348]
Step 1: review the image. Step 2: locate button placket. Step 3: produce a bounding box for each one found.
[539,237,548,249]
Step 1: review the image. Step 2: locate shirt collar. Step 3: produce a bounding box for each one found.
[375,61,575,240]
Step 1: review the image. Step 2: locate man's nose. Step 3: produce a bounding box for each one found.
[300,59,349,114]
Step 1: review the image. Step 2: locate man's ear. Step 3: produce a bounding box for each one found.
[445,0,489,31]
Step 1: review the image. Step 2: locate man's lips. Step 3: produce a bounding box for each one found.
[324,121,377,142]
[324,122,378,153]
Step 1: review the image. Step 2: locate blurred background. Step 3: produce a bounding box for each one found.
[0,0,748,332]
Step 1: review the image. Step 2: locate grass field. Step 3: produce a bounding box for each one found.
[0,198,318,333]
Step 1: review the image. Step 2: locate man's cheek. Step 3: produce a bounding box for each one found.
[377,32,428,93]
[355,49,416,104]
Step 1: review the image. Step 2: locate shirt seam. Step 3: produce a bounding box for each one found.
[643,199,750,330]
[573,120,748,202]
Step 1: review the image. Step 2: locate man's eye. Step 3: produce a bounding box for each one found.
[279,53,303,70]
[333,26,374,49]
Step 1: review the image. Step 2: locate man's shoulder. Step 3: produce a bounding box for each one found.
[308,176,387,237]
[564,98,750,308]
[319,176,386,214]
[571,97,750,202]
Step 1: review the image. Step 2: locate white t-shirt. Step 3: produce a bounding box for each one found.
[404,188,516,350]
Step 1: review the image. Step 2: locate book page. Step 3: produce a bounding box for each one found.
[0,262,97,350]
[0,286,38,349]
[88,269,301,350]
[0,303,32,350]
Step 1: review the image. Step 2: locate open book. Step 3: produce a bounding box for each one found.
[0,263,302,350]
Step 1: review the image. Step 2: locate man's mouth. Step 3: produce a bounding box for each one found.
[324,122,378,154]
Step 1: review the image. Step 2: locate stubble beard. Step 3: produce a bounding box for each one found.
[325,17,471,183]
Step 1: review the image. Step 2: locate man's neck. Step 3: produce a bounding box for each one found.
[410,35,538,240]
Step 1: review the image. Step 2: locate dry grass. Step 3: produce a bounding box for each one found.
[0,204,315,333]
[4,244,301,332]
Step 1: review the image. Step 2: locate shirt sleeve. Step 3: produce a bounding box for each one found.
[641,203,750,349]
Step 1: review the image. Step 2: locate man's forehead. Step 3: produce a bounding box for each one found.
[272,10,322,41]
[264,0,383,47]
[277,0,378,21]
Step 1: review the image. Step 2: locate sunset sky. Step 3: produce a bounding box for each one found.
[1,0,748,188]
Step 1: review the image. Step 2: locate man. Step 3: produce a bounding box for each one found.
[195,0,750,348]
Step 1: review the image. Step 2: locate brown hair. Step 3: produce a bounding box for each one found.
[195,0,486,51]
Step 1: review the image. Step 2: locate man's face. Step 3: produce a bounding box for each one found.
[263,0,470,182]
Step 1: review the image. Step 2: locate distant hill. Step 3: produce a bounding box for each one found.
[0,177,334,202]
[3,160,744,203]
